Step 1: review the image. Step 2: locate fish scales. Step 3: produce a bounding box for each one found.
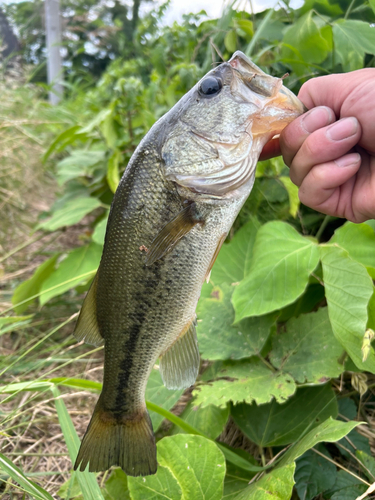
[73,51,305,476]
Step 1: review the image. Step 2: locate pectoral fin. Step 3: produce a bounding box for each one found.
[73,273,104,346]
[145,203,203,266]
[159,317,200,390]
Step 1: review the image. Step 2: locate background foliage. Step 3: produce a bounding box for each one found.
[1,0,375,499]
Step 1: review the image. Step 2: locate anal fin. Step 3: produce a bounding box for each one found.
[160,317,200,390]
[145,203,203,266]
[73,272,104,346]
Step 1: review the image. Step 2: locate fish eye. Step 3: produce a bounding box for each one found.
[199,77,223,97]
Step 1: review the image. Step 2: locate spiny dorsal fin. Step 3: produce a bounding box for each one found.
[145,203,203,266]
[73,272,104,346]
[159,317,200,390]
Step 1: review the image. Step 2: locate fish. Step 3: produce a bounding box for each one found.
[73,51,305,477]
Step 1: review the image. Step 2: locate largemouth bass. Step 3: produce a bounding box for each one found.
[73,51,305,477]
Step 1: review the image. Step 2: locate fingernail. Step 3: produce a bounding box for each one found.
[335,153,361,167]
[326,117,358,141]
[302,106,333,133]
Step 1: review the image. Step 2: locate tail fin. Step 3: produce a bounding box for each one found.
[74,398,157,476]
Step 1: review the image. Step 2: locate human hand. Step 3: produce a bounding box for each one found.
[260,69,375,223]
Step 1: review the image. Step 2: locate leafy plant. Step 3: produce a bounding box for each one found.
[2,0,375,499]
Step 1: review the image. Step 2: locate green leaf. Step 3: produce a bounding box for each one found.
[37,197,102,232]
[197,284,274,360]
[0,452,54,500]
[356,451,375,482]
[100,113,118,149]
[58,475,82,499]
[279,176,300,218]
[211,219,260,285]
[370,0,375,14]
[193,358,296,408]
[92,214,108,245]
[0,315,33,336]
[104,469,130,500]
[321,245,375,372]
[56,150,106,185]
[128,466,181,500]
[145,368,184,431]
[269,308,344,383]
[233,221,319,321]
[236,19,253,38]
[294,447,337,500]
[50,386,105,500]
[224,30,237,53]
[39,243,102,304]
[223,462,255,500]
[281,12,331,72]
[235,463,295,500]
[128,435,226,500]
[330,222,375,277]
[231,385,337,447]
[277,417,361,468]
[325,471,367,500]
[107,150,121,193]
[173,400,229,440]
[333,20,375,71]
[12,254,59,313]
[43,125,82,162]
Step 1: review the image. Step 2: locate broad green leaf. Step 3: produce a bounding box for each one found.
[233,221,319,321]
[278,417,361,468]
[370,0,375,14]
[56,150,106,185]
[100,112,118,149]
[173,400,229,439]
[279,176,299,218]
[197,284,274,360]
[128,465,182,500]
[128,435,226,500]
[92,214,108,245]
[12,254,59,313]
[338,428,371,459]
[270,308,344,383]
[231,385,337,447]
[333,20,375,71]
[104,469,131,500]
[211,219,260,285]
[57,475,82,499]
[294,446,336,500]
[281,12,331,72]
[331,222,375,277]
[50,386,105,500]
[43,125,81,162]
[321,245,375,372]
[325,471,367,500]
[193,358,296,408]
[107,149,121,193]
[223,462,255,500]
[236,19,253,38]
[224,30,237,53]
[235,463,295,500]
[145,368,184,431]
[356,451,375,482]
[39,243,102,304]
[0,452,53,500]
[37,197,102,231]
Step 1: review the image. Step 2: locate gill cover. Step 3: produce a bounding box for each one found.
[162,51,305,197]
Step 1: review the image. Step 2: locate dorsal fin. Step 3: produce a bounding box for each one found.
[73,272,104,346]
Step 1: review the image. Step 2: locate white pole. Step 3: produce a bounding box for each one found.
[45,0,63,105]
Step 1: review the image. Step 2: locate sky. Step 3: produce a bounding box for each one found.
[161,0,304,24]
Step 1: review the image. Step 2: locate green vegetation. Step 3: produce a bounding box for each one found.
[1,0,375,499]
